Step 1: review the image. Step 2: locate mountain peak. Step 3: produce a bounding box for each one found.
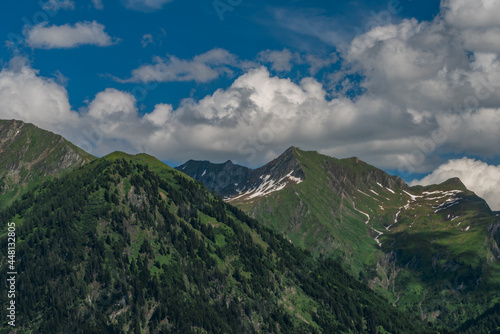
[443,177,465,186]
[0,119,95,208]
[421,177,468,192]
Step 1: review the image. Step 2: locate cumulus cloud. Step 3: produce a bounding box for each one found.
[442,0,500,29]
[0,60,374,167]
[333,0,500,171]
[442,0,500,54]
[0,59,151,155]
[0,57,79,132]
[122,0,173,11]
[2,0,500,189]
[118,48,241,84]
[411,158,500,211]
[107,66,423,169]
[26,21,118,49]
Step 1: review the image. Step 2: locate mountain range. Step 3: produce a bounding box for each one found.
[1,119,499,333]
[177,146,500,328]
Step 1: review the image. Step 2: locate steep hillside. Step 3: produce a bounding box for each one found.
[0,153,427,333]
[0,119,94,208]
[181,147,500,328]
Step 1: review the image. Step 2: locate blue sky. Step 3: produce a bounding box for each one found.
[1,0,440,112]
[1,0,500,209]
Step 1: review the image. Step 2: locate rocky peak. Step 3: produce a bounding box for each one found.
[0,119,94,205]
[252,146,304,183]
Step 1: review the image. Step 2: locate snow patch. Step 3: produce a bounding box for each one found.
[403,190,422,200]
[422,190,443,195]
[465,226,470,231]
[386,187,395,194]
[230,171,303,201]
[354,206,370,224]
[426,195,448,201]
[201,169,206,177]
[357,189,371,197]
[394,208,402,224]
[433,197,461,213]
[371,227,383,247]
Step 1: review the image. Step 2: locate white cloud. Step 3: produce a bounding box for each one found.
[0,57,78,132]
[257,49,296,72]
[87,88,137,119]
[26,21,118,49]
[141,34,154,48]
[123,0,173,11]
[92,0,104,10]
[3,0,500,189]
[119,48,240,83]
[41,0,75,11]
[411,158,500,211]
[334,4,500,170]
[442,0,500,29]
[442,0,500,54]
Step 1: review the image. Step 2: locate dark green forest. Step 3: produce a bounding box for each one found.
[0,156,428,333]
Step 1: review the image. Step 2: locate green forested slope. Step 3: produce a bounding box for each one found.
[0,154,428,333]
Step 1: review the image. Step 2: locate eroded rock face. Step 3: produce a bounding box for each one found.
[177,146,305,202]
[0,119,94,194]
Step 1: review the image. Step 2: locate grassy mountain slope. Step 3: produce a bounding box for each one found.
[0,119,94,209]
[181,147,500,329]
[0,153,428,333]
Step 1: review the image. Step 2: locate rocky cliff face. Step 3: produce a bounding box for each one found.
[176,146,305,201]
[176,159,252,197]
[0,119,94,206]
